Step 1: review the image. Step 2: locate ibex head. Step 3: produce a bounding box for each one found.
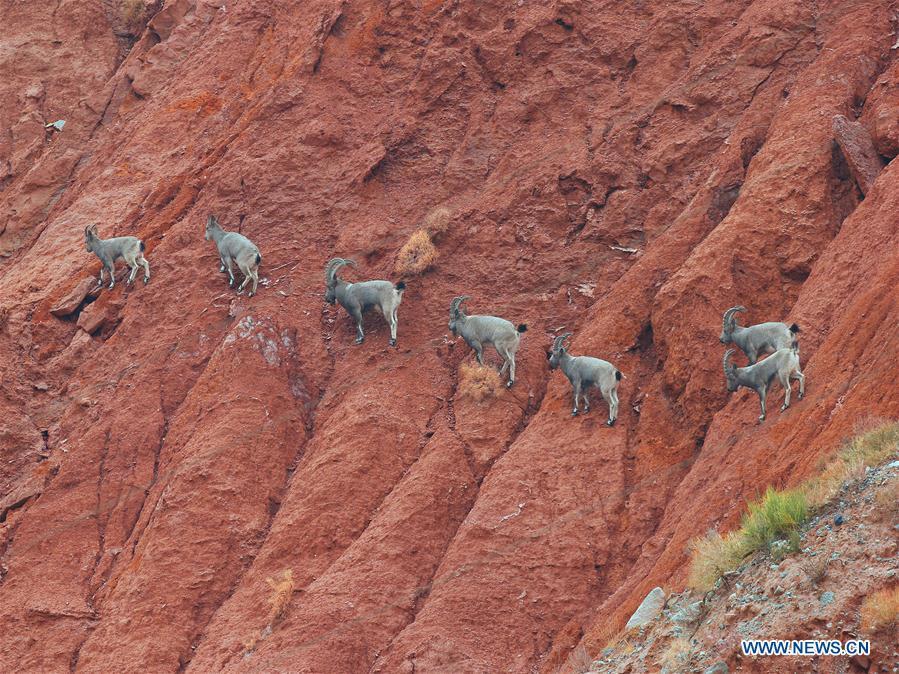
[720,306,746,344]
[324,258,356,304]
[448,295,469,336]
[547,332,572,370]
[722,348,739,392]
[204,215,221,242]
[84,224,99,251]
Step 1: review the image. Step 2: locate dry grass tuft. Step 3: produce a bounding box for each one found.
[265,569,294,626]
[804,421,899,508]
[243,634,259,655]
[660,637,694,672]
[860,585,899,632]
[421,206,453,236]
[120,0,145,24]
[457,362,502,402]
[687,530,749,592]
[873,478,899,521]
[588,619,624,653]
[395,229,437,275]
[800,556,828,586]
[244,569,294,655]
[564,644,593,674]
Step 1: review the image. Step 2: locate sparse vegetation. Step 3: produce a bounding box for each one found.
[688,487,807,590]
[688,421,898,591]
[660,637,694,671]
[120,0,145,25]
[243,569,294,655]
[800,556,828,586]
[265,569,294,626]
[740,487,808,553]
[395,229,438,275]
[564,644,593,674]
[873,478,899,521]
[860,585,899,632]
[687,530,750,592]
[803,420,899,507]
[457,362,502,402]
[393,207,454,276]
[421,206,452,237]
[589,619,625,653]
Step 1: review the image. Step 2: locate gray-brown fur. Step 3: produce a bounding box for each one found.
[448,295,526,388]
[547,332,621,425]
[84,224,150,289]
[723,344,805,422]
[205,215,261,296]
[324,258,405,346]
[719,306,799,364]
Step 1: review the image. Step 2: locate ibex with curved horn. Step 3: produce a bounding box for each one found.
[84,224,150,289]
[324,258,406,345]
[719,306,799,364]
[547,332,621,424]
[448,295,526,388]
[722,344,804,422]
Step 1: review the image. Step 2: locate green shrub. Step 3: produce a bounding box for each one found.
[740,487,808,552]
[687,421,898,592]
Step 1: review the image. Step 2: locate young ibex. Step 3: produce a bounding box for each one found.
[324,258,406,346]
[84,224,150,289]
[448,295,526,388]
[723,344,805,422]
[719,306,799,364]
[547,332,621,425]
[204,215,262,296]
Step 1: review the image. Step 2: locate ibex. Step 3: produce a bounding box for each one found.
[324,258,406,346]
[205,215,262,296]
[84,224,150,289]
[547,332,621,425]
[448,295,526,388]
[723,344,805,422]
[720,306,799,364]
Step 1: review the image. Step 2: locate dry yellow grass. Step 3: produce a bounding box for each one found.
[457,362,502,402]
[120,0,145,24]
[687,529,749,591]
[265,569,294,626]
[803,421,898,508]
[873,478,899,521]
[860,585,899,632]
[395,229,437,275]
[800,556,828,586]
[587,619,623,653]
[660,637,693,672]
[244,569,295,655]
[564,644,593,674]
[422,206,452,236]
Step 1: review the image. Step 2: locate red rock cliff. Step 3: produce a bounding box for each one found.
[0,0,896,672]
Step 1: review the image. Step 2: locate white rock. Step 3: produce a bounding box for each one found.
[625,587,666,630]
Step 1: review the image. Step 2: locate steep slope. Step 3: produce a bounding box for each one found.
[590,457,899,674]
[0,0,896,672]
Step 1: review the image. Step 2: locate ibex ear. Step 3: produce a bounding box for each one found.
[546,350,552,360]
[207,215,216,227]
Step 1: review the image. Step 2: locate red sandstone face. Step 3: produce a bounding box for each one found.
[0,1,896,673]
